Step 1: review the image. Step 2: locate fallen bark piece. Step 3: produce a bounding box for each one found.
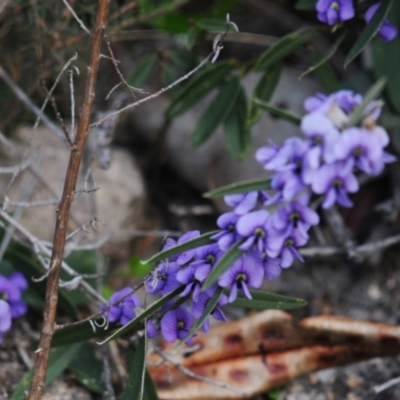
[148,311,400,399]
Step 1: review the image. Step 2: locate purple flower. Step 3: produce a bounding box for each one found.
[212,212,241,251]
[304,90,362,129]
[271,194,320,240]
[304,93,328,112]
[316,0,355,25]
[311,161,359,208]
[251,251,282,280]
[267,232,307,268]
[301,113,339,179]
[160,306,194,344]
[0,300,11,343]
[218,256,264,303]
[146,319,159,339]
[190,287,228,333]
[102,287,141,326]
[146,261,181,297]
[176,263,202,300]
[334,127,388,175]
[165,231,200,266]
[365,3,398,42]
[224,191,269,215]
[236,210,270,253]
[192,244,223,283]
[0,274,27,319]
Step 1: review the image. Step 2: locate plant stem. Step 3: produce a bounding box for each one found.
[27,1,109,398]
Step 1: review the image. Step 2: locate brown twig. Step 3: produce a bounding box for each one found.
[27,1,109,399]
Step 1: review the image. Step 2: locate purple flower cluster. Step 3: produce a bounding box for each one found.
[315,1,397,42]
[258,90,395,209]
[103,89,395,345]
[0,272,28,343]
[101,287,141,326]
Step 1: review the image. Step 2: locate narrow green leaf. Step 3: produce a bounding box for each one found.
[178,287,224,346]
[381,115,400,128]
[143,230,218,265]
[313,50,341,93]
[345,0,393,67]
[373,36,400,113]
[166,62,233,118]
[196,19,227,32]
[347,77,387,127]
[12,344,82,400]
[52,318,117,348]
[98,286,184,345]
[204,177,271,198]
[224,84,251,160]
[192,76,241,147]
[68,343,106,394]
[203,241,243,290]
[231,290,307,310]
[254,98,302,125]
[128,55,156,88]
[256,27,316,72]
[144,371,160,400]
[248,62,282,126]
[295,0,317,10]
[300,33,346,79]
[123,337,146,400]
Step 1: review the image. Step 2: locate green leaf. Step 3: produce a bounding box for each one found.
[98,286,184,345]
[231,290,307,310]
[11,344,82,400]
[345,0,393,67]
[203,241,243,290]
[178,287,224,346]
[300,33,346,79]
[127,55,157,88]
[203,177,271,198]
[63,250,96,306]
[313,50,341,93]
[196,19,227,32]
[143,230,219,265]
[256,27,316,72]
[381,115,400,128]
[143,371,160,400]
[373,35,400,113]
[295,0,317,10]
[248,62,282,126]
[123,337,147,400]
[166,62,233,118]
[192,76,241,147]
[51,318,117,348]
[68,343,106,394]
[224,84,251,160]
[347,76,387,127]
[254,99,302,125]
[130,256,152,277]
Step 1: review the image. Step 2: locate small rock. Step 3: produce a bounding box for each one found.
[0,125,148,259]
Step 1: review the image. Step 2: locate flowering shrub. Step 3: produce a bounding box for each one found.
[102,89,395,344]
[316,0,398,42]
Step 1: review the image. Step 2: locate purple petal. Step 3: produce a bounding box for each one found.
[0,300,12,332]
[228,284,238,303]
[161,311,178,343]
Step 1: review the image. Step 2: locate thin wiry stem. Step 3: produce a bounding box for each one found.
[62,0,91,36]
[27,1,109,397]
[90,28,230,129]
